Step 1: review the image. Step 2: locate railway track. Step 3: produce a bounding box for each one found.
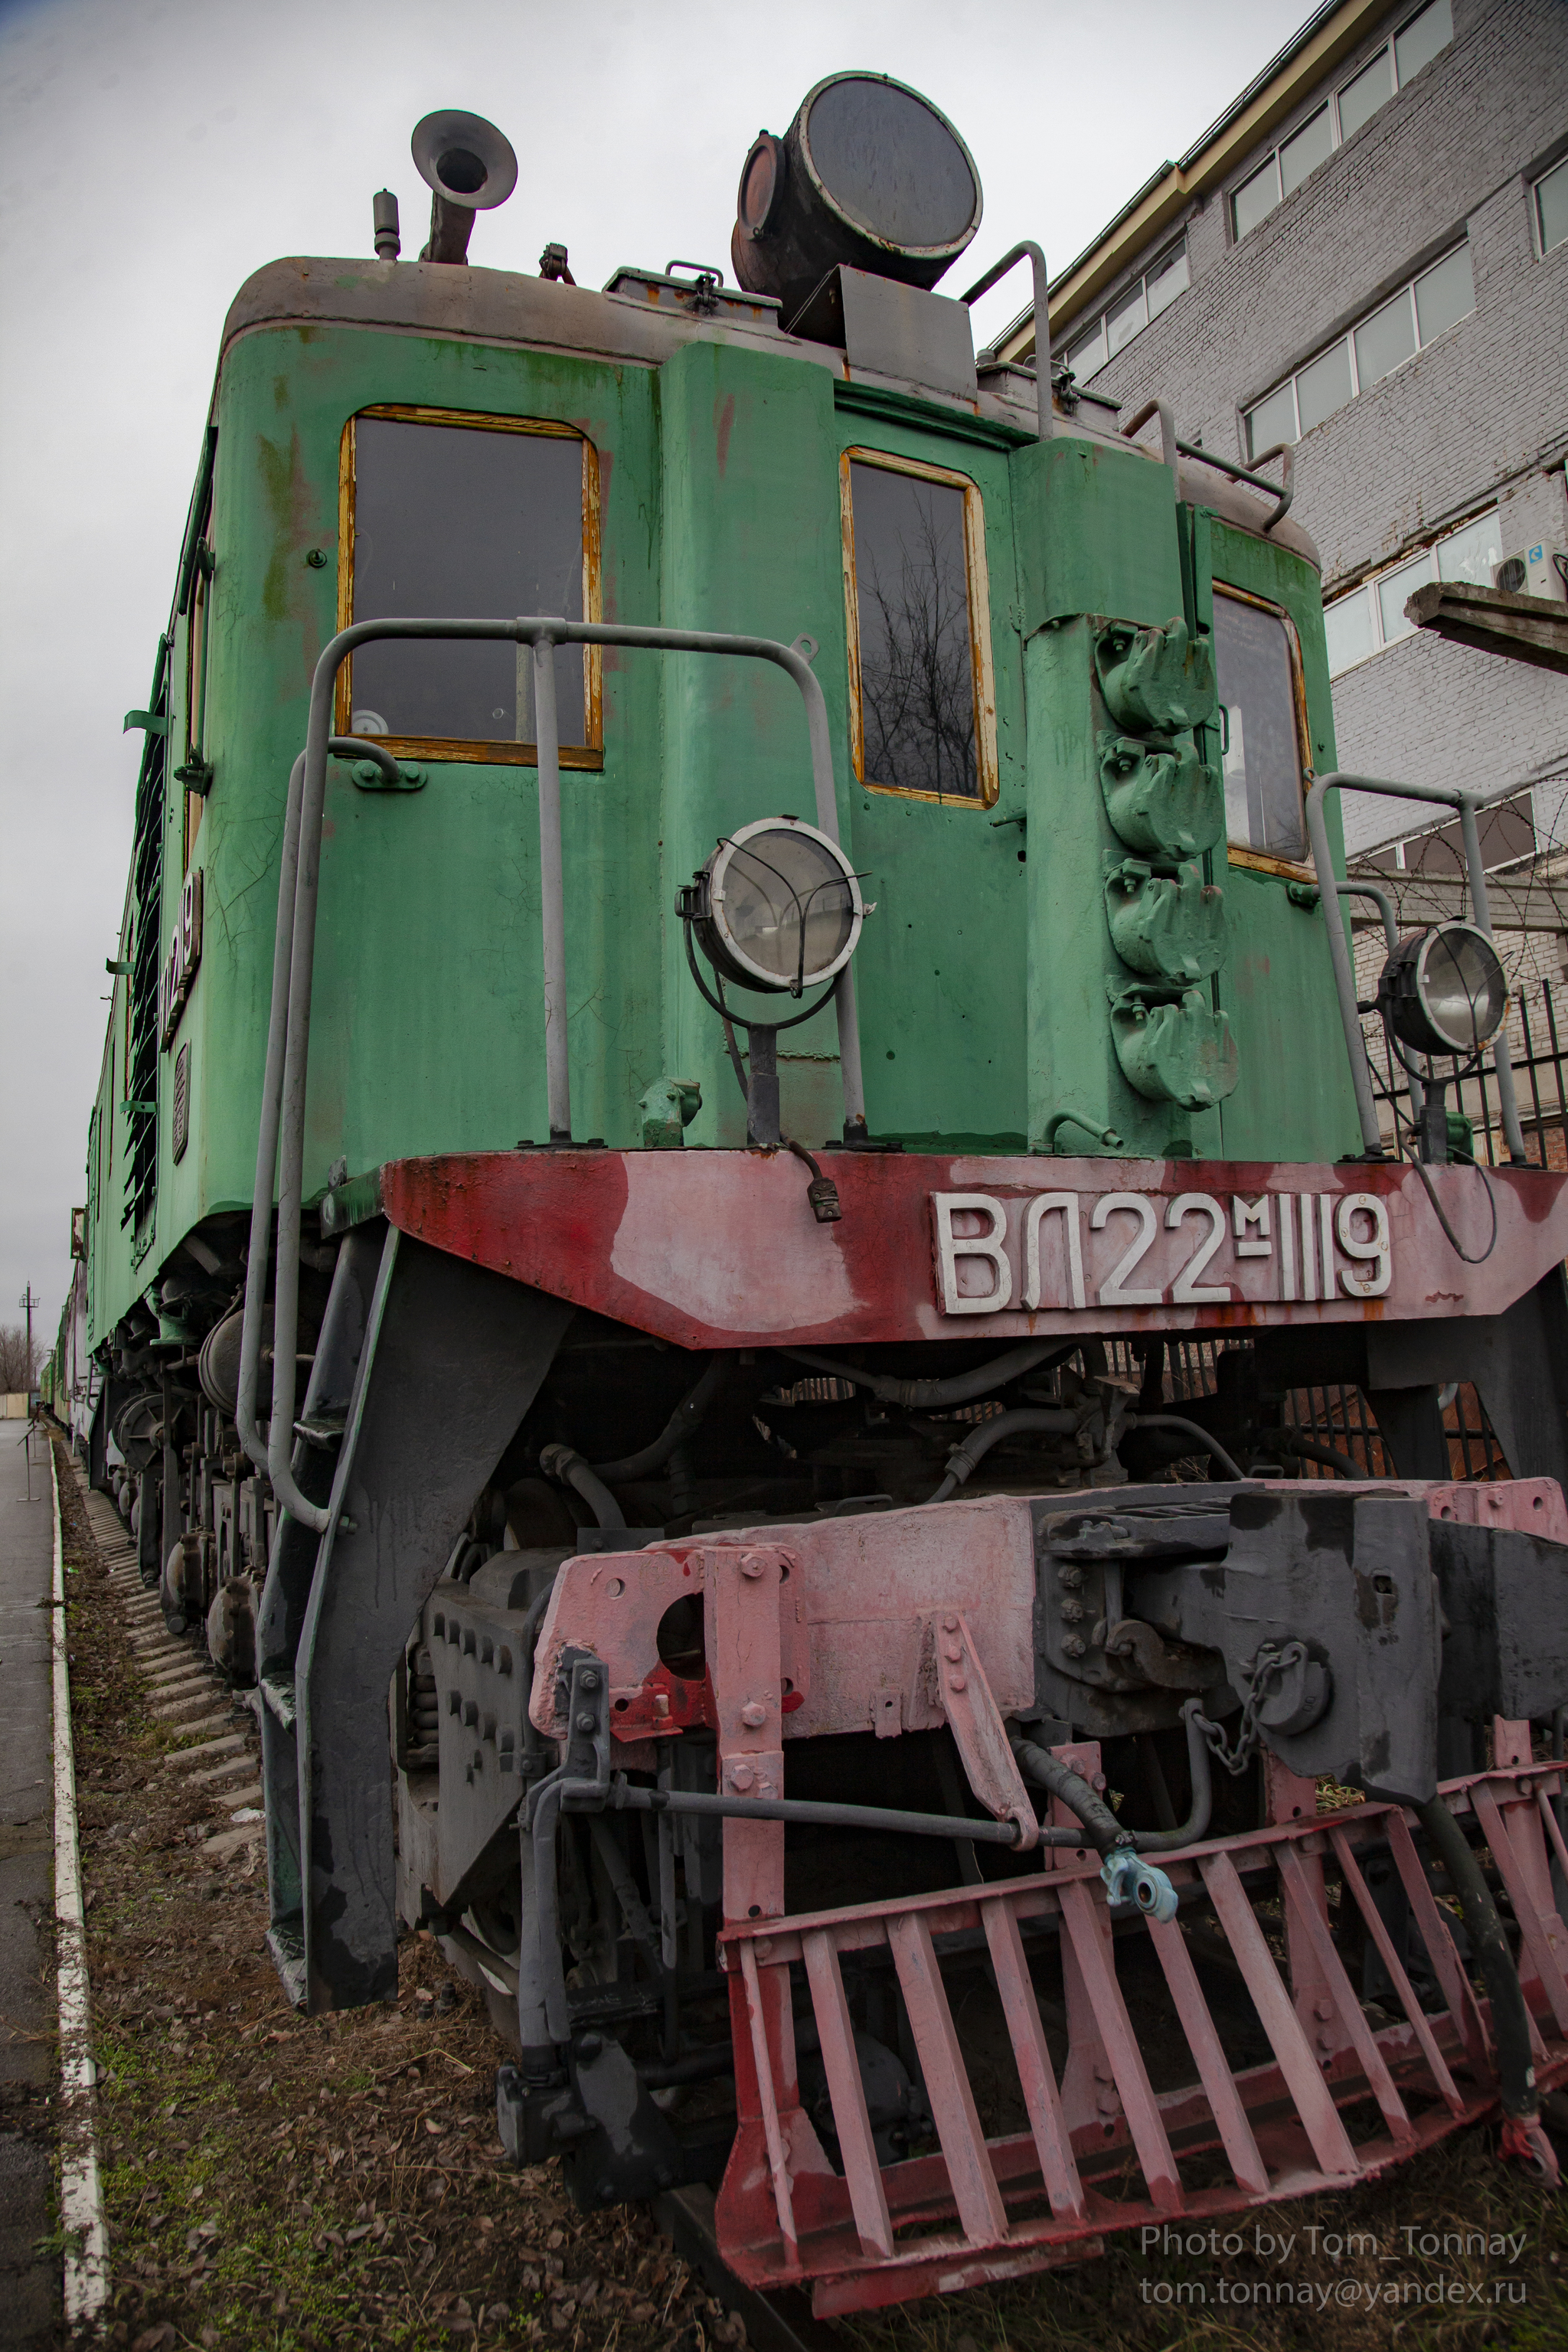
[74,1469,264,1864]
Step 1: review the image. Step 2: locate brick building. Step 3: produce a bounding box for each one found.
[995,0,1567,1153]
[998,0,1566,900]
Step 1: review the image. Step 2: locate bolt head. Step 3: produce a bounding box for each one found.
[580,1670,599,1690]
[740,1555,766,1579]
[946,1671,968,1693]
[729,1761,756,1791]
[740,1700,766,1727]
[941,1615,959,1633]
[575,1712,596,1733]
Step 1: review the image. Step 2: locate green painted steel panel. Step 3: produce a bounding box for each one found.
[1013,433,1184,633]
[78,301,1377,1357]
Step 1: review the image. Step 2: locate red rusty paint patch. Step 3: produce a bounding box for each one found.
[377,1150,1568,1351]
[714,392,735,478]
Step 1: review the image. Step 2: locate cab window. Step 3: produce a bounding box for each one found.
[841,449,996,805]
[1214,585,1308,862]
[338,410,600,764]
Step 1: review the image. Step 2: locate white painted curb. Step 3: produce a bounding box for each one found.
[51,1442,109,2323]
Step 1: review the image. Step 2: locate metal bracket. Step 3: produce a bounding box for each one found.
[929,1610,1038,1847]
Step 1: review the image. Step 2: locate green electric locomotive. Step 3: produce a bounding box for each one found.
[77,74,1568,2318]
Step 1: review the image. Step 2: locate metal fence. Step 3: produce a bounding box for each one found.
[1363,974,1567,1171]
[1102,1336,1508,1485]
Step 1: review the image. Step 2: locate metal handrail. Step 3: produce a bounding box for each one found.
[1121,400,1294,531]
[1337,880,1423,1122]
[240,616,865,1534]
[962,241,1051,441]
[1305,771,1527,1164]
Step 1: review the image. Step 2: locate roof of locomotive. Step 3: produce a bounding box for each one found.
[219,256,1320,570]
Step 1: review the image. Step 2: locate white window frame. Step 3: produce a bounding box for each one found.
[1243,242,1472,456]
[1324,506,1501,678]
[1061,237,1189,381]
[1228,0,1453,242]
[1534,154,1568,257]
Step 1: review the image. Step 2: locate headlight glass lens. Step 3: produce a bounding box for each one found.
[1382,922,1508,1057]
[1416,925,1508,1054]
[706,819,861,991]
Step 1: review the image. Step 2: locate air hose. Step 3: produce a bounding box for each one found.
[538,1442,626,1531]
[589,1354,733,1482]
[1414,1793,1557,2178]
[1009,1731,1183,1922]
[779,1338,1072,1412]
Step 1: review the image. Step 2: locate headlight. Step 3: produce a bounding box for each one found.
[1380,922,1508,1057]
[691,815,863,995]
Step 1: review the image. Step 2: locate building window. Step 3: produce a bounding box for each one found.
[839,449,997,805]
[337,409,602,766]
[1214,586,1309,863]
[1536,155,1568,256]
[1062,238,1189,381]
[1244,243,1472,456]
[1229,0,1452,240]
[1324,508,1501,677]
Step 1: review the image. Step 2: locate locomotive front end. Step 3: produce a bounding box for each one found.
[77,65,1568,2328]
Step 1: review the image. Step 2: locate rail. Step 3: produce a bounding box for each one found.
[1121,398,1293,531]
[1305,771,1527,1165]
[962,242,1052,440]
[238,616,867,1533]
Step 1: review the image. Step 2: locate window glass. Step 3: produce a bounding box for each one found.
[1354,287,1417,386]
[1280,106,1333,196]
[1246,380,1298,458]
[1337,49,1393,139]
[1213,590,1305,859]
[1394,0,1453,85]
[1233,156,1281,239]
[1295,339,1354,433]
[1325,591,1377,677]
[1106,282,1148,358]
[848,459,980,800]
[1414,243,1474,343]
[1437,510,1502,585]
[349,417,588,746]
[1539,157,1568,254]
[1377,550,1435,645]
[1146,242,1189,319]
[1066,319,1107,377]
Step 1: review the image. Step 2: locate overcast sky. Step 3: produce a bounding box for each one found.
[0,0,1314,1345]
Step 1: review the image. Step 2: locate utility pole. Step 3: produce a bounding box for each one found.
[18,1284,41,1504]
[19,1283,39,1393]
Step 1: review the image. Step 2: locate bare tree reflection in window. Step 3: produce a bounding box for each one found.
[851,461,978,800]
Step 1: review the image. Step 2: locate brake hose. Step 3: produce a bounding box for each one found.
[1414,1793,1553,2173]
[781,1338,1073,1411]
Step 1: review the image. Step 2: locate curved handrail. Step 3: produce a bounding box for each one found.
[243,616,861,1533]
[962,240,1052,441]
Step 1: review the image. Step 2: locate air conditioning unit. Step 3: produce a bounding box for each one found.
[1493,542,1568,599]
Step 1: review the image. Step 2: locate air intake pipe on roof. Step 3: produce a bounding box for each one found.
[411,109,518,265]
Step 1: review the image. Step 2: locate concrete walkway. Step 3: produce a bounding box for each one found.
[0,1417,58,2347]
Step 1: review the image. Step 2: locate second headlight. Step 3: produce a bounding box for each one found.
[689,815,864,995]
[1379,921,1508,1057]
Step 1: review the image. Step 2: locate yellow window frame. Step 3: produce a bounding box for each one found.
[1213,580,1315,880]
[839,445,998,809]
[335,405,603,769]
